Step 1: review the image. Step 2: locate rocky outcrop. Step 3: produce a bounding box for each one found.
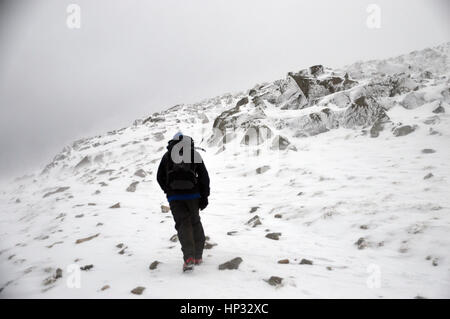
[279,68,357,109]
[341,96,389,129]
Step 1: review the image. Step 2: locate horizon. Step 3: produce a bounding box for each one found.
[0,0,449,180]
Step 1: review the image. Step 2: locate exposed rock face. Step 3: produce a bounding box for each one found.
[43,187,70,198]
[341,96,389,129]
[74,156,90,170]
[280,68,357,109]
[291,109,337,137]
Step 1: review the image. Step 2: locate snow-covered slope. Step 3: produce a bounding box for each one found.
[1,43,449,298]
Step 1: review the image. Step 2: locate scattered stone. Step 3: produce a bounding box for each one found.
[355,237,368,250]
[423,115,440,125]
[249,206,259,213]
[227,231,238,236]
[80,264,94,271]
[118,248,127,255]
[15,198,21,203]
[170,234,178,242]
[274,214,282,219]
[299,258,313,265]
[96,222,103,227]
[265,232,281,240]
[46,241,63,248]
[360,225,369,230]
[131,286,145,295]
[116,243,124,249]
[75,233,100,244]
[134,169,147,178]
[432,258,439,267]
[218,257,243,270]
[97,169,114,175]
[74,156,90,170]
[246,215,262,227]
[126,181,139,192]
[204,242,217,249]
[256,165,271,174]
[423,173,434,180]
[43,268,63,286]
[421,148,436,154]
[392,125,416,137]
[101,285,110,291]
[326,266,333,271]
[88,203,96,206]
[110,203,121,209]
[161,205,170,213]
[278,259,289,264]
[265,276,283,286]
[43,187,70,198]
[149,261,160,270]
[75,214,84,218]
[432,104,445,114]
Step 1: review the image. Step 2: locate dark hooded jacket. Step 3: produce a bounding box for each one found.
[157,136,210,200]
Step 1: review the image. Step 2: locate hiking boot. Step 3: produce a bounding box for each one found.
[194,258,203,265]
[183,257,194,272]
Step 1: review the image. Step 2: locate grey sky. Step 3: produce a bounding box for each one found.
[0,0,449,180]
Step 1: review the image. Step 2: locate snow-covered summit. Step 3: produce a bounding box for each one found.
[0,43,449,298]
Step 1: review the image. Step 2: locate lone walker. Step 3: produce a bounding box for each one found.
[157,132,210,272]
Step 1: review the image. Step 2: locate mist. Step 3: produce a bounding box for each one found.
[0,0,448,180]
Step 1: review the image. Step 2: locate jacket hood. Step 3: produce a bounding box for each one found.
[166,135,194,152]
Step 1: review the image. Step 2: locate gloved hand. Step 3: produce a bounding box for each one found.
[199,196,208,211]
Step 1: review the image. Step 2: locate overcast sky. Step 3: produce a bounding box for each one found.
[0,0,448,179]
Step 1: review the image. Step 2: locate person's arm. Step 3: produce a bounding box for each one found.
[157,153,168,193]
[197,159,210,198]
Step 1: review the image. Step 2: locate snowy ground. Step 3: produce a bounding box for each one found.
[0,45,449,299]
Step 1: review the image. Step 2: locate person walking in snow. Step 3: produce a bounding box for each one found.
[157,132,210,272]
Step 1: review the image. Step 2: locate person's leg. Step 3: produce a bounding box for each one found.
[170,200,195,261]
[187,199,205,261]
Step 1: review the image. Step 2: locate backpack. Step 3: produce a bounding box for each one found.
[166,138,198,190]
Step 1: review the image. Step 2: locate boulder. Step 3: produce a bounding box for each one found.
[392,125,416,137]
[219,257,243,270]
[266,232,281,240]
[265,276,283,286]
[246,215,262,228]
[131,286,145,295]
